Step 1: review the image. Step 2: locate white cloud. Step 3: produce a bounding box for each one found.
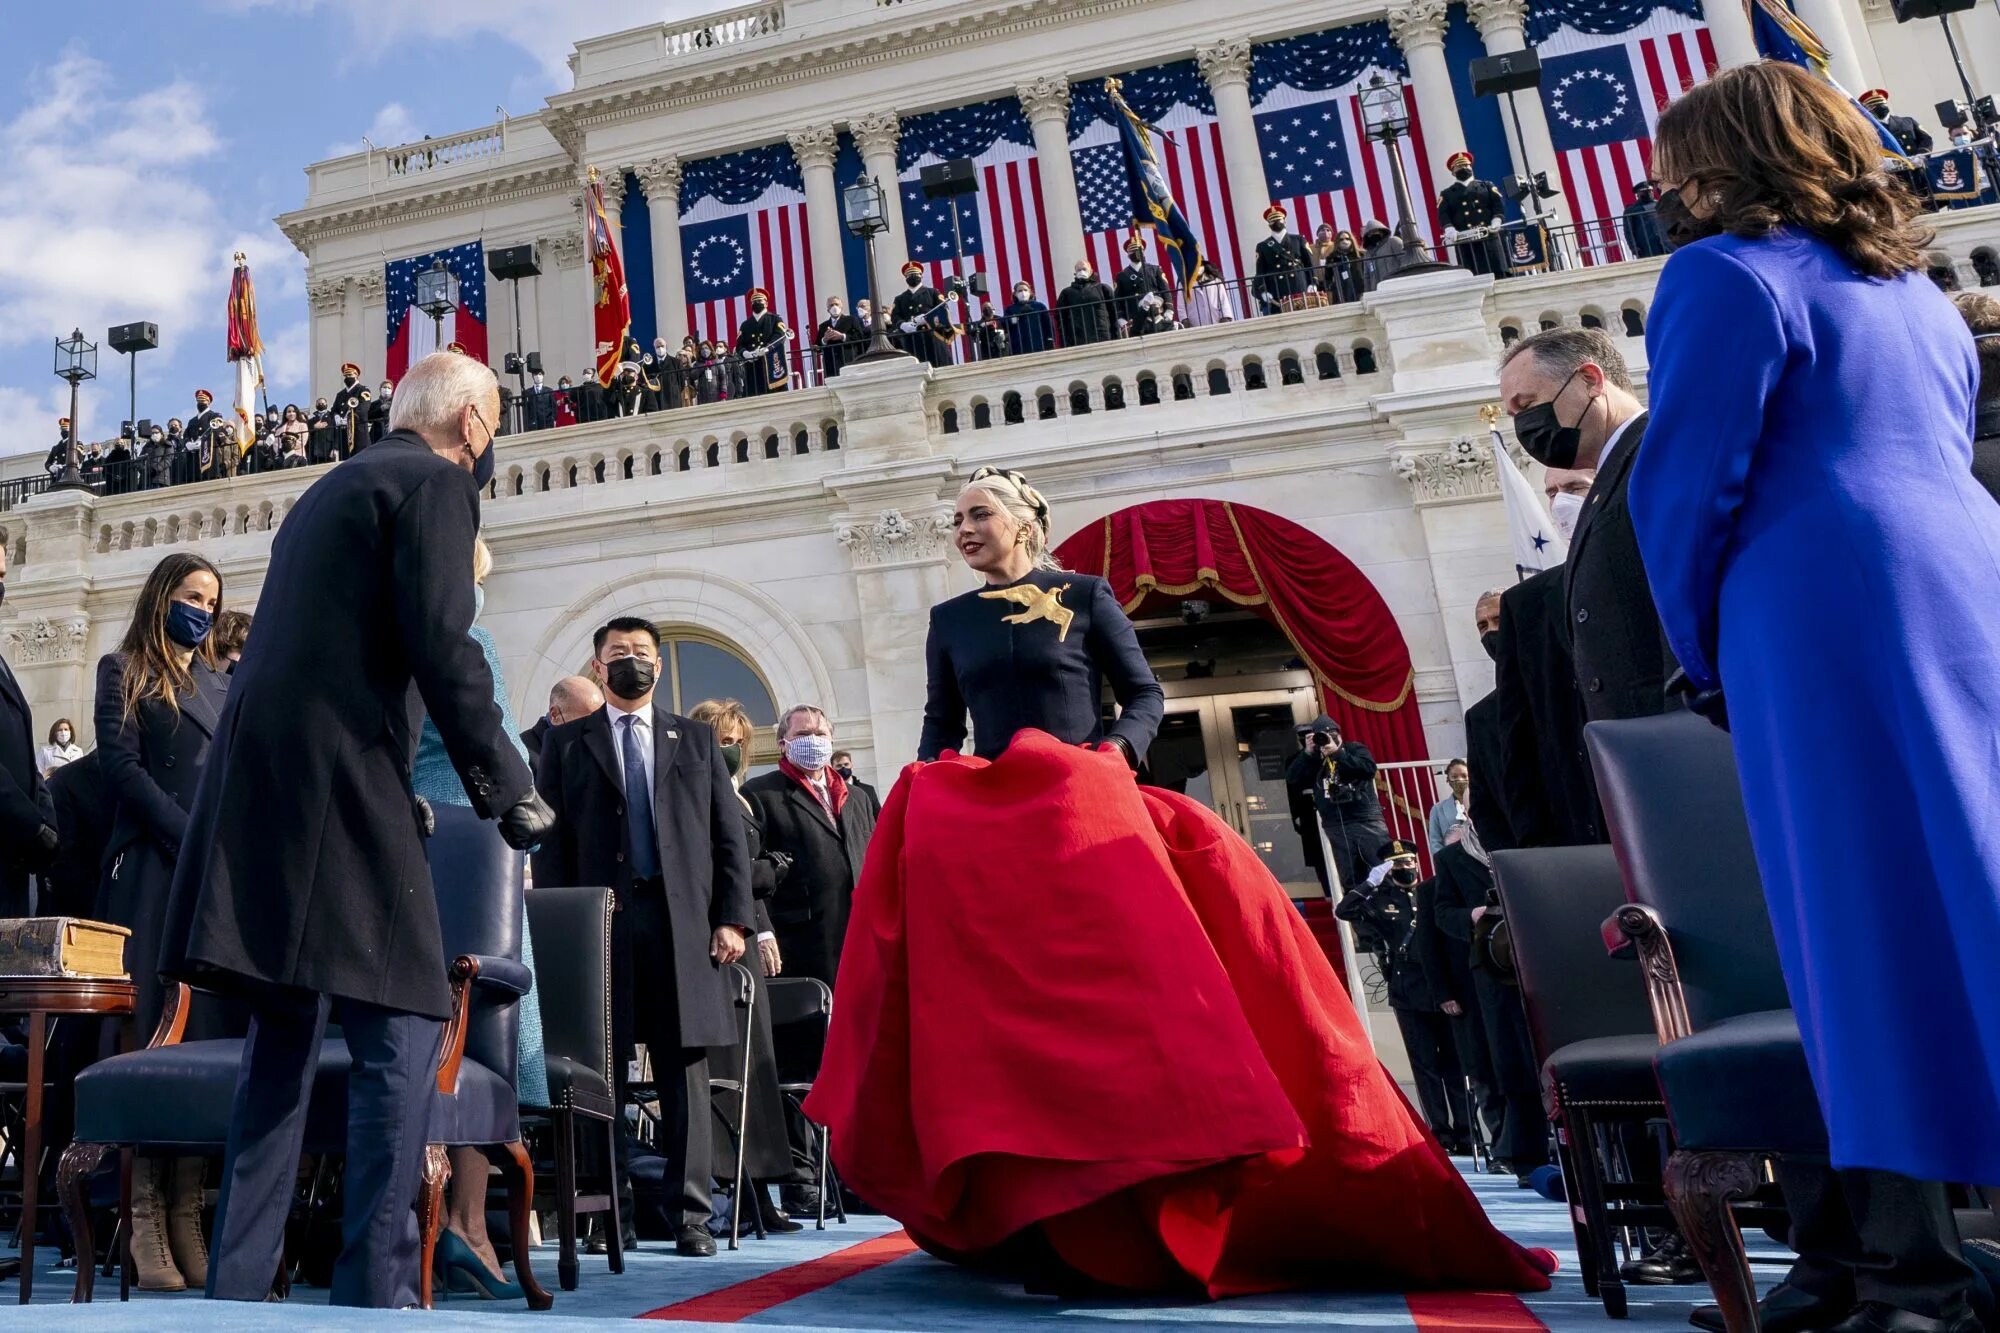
[327,102,425,158]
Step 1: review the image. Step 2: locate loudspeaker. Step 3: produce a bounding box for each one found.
[488,243,542,281]
[107,321,159,353]
[136,419,152,437]
[526,351,543,375]
[1889,0,1973,17]
[919,159,979,199]
[1471,50,1543,98]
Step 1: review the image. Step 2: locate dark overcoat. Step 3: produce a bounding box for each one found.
[0,651,53,916]
[1495,569,1599,846]
[94,652,230,1034]
[530,703,754,1050]
[1564,413,1676,725]
[159,431,533,1021]
[740,770,876,985]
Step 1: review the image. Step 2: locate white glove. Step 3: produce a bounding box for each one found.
[1443,225,1459,243]
[899,321,917,333]
[1366,863,1391,887]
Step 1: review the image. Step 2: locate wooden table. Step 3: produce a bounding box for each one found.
[0,976,134,1303]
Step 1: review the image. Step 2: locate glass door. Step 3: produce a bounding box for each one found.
[1146,686,1319,898]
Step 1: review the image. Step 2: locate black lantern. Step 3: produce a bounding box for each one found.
[841,176,909,364]
[415,259,460,349]
[1358,73,1447,275]
[50,328,97,492]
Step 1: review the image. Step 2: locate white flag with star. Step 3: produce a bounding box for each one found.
[1492,429,1567,577]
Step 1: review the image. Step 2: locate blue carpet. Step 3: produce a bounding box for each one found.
[5,1163,1763,1329]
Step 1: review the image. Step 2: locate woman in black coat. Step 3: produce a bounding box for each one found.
[92,551,230,1292]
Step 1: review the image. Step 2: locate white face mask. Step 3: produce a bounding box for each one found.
[1550,491,1586,543]
[56,731,72,746]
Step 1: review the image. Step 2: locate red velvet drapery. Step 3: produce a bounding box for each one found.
[1053,499,1429,771]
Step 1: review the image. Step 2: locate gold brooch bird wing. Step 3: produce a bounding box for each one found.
[978,582,1075,642]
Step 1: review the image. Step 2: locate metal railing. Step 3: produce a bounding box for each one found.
[1374,758,1458,877]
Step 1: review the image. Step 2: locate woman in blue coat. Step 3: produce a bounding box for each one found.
[1630,64,1999,1193]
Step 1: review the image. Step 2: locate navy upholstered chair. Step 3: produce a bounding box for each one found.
[1492,844,1671,1319]
[59,804,549,1309]
[1588,713,1812,1332]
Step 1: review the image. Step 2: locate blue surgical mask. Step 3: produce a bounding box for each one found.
[785,734,835,771]
[166,601,212,649]
[473,585,486,620]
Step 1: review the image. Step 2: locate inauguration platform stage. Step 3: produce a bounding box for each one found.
[8,1166,1754,1330]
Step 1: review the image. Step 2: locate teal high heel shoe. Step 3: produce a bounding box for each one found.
[435,1229,524,1301]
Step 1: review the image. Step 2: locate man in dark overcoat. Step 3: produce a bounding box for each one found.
[158,351,550,1307]
[0,547,56,917]
[531,616,754,1257]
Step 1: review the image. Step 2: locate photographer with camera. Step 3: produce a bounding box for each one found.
[1336,839,1471,1151]
[1284,714,1386,891]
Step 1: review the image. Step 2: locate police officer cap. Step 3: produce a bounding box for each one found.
[1378,838,1418,863]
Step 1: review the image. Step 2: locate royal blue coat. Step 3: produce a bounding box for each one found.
[1629,227,1999,1184]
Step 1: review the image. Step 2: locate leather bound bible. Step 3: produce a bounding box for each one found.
[0,917,131,979]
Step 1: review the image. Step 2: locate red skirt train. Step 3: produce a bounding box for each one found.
[802,731,1556,1297]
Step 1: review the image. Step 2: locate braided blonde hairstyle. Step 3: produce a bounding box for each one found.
[961,465,1063,571]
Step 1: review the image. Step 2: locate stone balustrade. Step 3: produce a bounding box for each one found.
[384,123,510,177]
[661,1,785,57]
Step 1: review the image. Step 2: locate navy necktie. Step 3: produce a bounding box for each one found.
[620,713,661,879]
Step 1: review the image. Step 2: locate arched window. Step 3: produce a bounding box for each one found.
[649,629,782,765]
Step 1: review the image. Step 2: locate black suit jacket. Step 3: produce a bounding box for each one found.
[1565,413,1677,724]
[160,431,533,1020]
[521,715,550,765]
[0,647,53,913]
[94,653,229,865]
[1495,570,1599,847]
[740,771,876,984]
[1463,689,1516,853]
[46,749,111,920]
[531,703,754,1049]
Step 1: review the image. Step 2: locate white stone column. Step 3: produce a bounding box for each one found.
[1467,0,1571,227]
[306,276,348,401]
[353,270,385,385]
[1793,0,1874,91]
[552,224,593,378]
[599,167,628,259]
[787,126,850,312]
[851,111,908,301]
[635,156,688,349]
[1390,0,1473,198]
[1016,78,1086,281]
[337,274,364,388]
[1697,0,1761,69]
[1195,39,1275,271]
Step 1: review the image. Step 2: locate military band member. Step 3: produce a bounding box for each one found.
[735,287,789,395]
[1860,89,1933,157]
[185,389,224,478]
[205,413,242,481]
[44,417,72,478]
[1112,233,1171,335]
[331,362,371,459]
[1438,151,1510,277]
[1623,179,1669,260]
[891,260,956,369]
[1253,203,1314,312]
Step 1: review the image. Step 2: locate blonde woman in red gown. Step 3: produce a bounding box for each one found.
[805,466,1554,1298]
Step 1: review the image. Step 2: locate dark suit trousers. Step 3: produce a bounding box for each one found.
[1393,1008,1468,1144]
[1775,1160,1976,1318]
[1472,966,1547,1171]
[208,988,439,1307]
[614,881,713,1229]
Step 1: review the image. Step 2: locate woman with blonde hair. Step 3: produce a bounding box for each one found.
[806,465,1554,1298]
[1631,61,1989,1332]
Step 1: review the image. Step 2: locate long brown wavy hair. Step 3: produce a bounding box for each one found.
[116,552,224,726]
[1650,61,1929,280]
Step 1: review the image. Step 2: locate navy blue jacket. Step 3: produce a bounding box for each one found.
[919,570,1164,762]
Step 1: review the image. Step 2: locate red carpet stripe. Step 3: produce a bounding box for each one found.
[1406,1292,1551,1331]
[637,1230,920,1322]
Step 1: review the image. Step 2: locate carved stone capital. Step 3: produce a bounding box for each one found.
[1387,0,1451,50]
[1465,0,1528,39]
[851,110,902,161]
[599,169,627,213]
[785,126,839,172]
[305,276,349,315]
[1391,435,1530,506]
[1015,76,1072,123]
[2,615,90,667]
[836,508,954,567]
[548,234,586,269]
[634,155,683,202]
[354,270,385,301]
[1195,38,1253,91]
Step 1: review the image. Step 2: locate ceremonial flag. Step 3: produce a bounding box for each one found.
[1749,0,1908,161]
[1537,10,1718,263]
[385,241,488,380]
[584,171,630,386]
[1492,423,1567,577]
[1105,78,1210,296]
[226,251,264,448]
[679,145,814,362]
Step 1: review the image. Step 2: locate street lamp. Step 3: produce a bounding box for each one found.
[1359,74,1448,275]
[51,329,96,492]
[841,175,910,364]
[415,259,460,351]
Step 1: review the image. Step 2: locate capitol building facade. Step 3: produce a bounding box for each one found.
[4,0,1997,908]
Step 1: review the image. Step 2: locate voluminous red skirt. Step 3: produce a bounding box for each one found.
[802,731,1555,1297]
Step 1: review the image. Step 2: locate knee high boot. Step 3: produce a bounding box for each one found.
[130,1155,187,1292]
[167,1156,210,1290]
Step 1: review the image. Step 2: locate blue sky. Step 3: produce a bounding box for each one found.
[0,1,713,456]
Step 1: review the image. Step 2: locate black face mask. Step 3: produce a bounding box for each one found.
[751,302,767,313]
[1453,167,1473,181]
[1390,867,1419,887]
[1512,369,1587,469]
[342,375,356,387]
[1481,629,1501,662]
[1655,187,1721,251]
[604,656,656,701]
[906,274,921,287]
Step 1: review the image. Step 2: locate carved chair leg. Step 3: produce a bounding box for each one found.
[118,1149,132,1301]
[501,1139,553,1310]
[417,1143,450,1310]
[1664,1149,1763,1333]
[57,1141,110,1303]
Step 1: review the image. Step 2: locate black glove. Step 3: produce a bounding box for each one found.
[497,790,556,851]
[766,848,794,883]
[1666,668,1730,733]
